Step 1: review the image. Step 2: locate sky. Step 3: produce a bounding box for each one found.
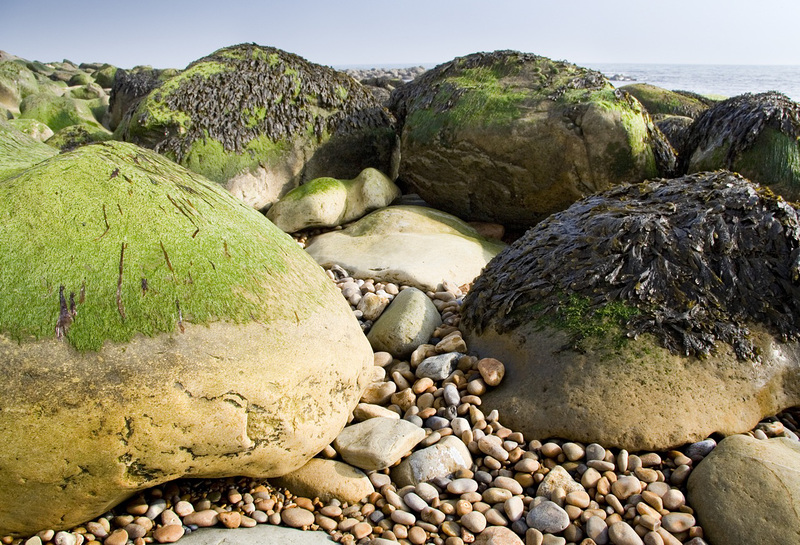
[3,0,800,70]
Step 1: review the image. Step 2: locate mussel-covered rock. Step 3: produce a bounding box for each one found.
[682,92,800,201]
[620,83,713,118]
[390,50,676,227]
[116,43,397,210]
[461,170,800,450]
[107,67,169,131]
[0,141,372,534]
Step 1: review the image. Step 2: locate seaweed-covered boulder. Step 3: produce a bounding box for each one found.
[107,68,167,131]
[266,167,401,232]
[461,171,800,451]
[654,114,694,153]
[0,118,58,179]
[19,92,104,132]
[117,43,396,210]
[390,51,675,227]
[687,434,800,545]
[45,123,112,151]
[620,84,710,118]
[0,141,372,535]
[6,118,54,142]
[305,205,505,291]
[682,92,800,200]
[92,63,118,88]
[0,60,40,112]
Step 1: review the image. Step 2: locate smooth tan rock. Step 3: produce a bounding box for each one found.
[152,525,184,544]
[688,434,800,545]
[367,287,442,358]
[333,417,425,471]
[473,526,524,545]
[266,168,401,233]
[392,436,473,487]
[271,458,374,504]
[305,205,505,292]
[0,142,372,536]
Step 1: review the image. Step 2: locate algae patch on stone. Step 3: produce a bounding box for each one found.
[0,118,58,179]
[0,141,316,351]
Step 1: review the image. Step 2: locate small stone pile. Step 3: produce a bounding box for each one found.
[5,265,800,545]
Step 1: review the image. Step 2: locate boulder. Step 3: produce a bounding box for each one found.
[6,118,54,142]
[620,84,710,118]
[391,435,473,487]
[271,458,374,504]
[390,50,676,227]
[461,171,800,451]
[45,123,112,151]
[687,434,800,545]
[304,205,506,291]
[366,287,442,358]
[107,68,165,131]
[92,63,118,88]
[332,417,425,471]
[681,91,800,200]
[117,43,396,210]
[0,141,372,535]
[19,92,104,132]
[0,117,58,179]
[266,167,400,232]
[0,60,39,112]
[654,114,693,153]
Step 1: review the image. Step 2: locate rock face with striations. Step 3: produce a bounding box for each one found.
[0,141,372,535]
[390,50,676,227]
[461,171,800,451]
[681,91,800,201]
[116,43,397,210]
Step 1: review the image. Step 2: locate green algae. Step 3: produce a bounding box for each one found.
[0,118,58,179]
[734,127,800,201]
[19,93,103,132]
[281,176,344,201]
[180,132,288,184]
[45,123,112,151]
[0,141,323,351]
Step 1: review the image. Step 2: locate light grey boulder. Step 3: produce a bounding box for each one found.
[366,287,442,358]
[266,168,401,233]
[687,434,800,545]
[391,436,473,487]
[304,205,505,292]
[416,352,463,381]
[333,417,425,471]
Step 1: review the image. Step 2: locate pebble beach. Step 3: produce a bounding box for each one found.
[7,250,800,545]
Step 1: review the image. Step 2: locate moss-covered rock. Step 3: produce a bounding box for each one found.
[67,82,106,100]
[92,63,117,88]
[19,92,104,132]
[117,43,397,210]
[0,118,58,179]
[461,171,800,450]
[45,123,112,151]
[68,71,94,87]
[390,51,676,227]
[7,118,54,142]
[0,60,40,112]
[620,83,710,118]
[266,167,401,232]
[0,141,372,535]
[682,92,800,201]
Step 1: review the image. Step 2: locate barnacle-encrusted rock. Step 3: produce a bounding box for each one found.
[682,92,800,200]
[390,50,676,227]
[107,68,168,130]
[117,43,397,210]
[0,141,372,535]
[461,171,800,450]
[620,83,712,118]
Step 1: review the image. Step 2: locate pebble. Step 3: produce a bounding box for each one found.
[390,509,416,526]
[152,525,184,544]
[504,496,524,521]
[662,489,686,511]
[476,358,505,386]
[443,383,461,406]
[104,530,128,545]
[660,512,695,533]
[281,507,315,528]
[608,521,645,545]
[53,533,76,545]
[403,492,428,512]
[685,439,716,461]
[173,501,194,517]
[526,501,570,534]
[561,442,585,461]
[183,510,218,527]
[586,516,609,544]
[460,511,487,533]
[611,475,642,499]
[416,352,462,380]
[217,511,241,529]
[448,478,479,494]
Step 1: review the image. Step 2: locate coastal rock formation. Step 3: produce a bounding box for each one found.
[116,43,396,210]
[6,118,54,141]
[0,117,58,179]
[304,205,506,291]
[0,141,372,535]
[687,434,800,545]
[654,114,694,153]
[620,83,712,118]
[682,91,800,200]
[107,68,168,131]
[45,123,113,151]
[390,50,676,227]
[461,171,800,450]
[266,167,400,233]
[0,59,40,113]
[18,92,106,132]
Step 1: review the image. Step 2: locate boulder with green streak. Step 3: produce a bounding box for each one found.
[0,59,40,113]
[0,117,58,179]
[620,83,714,118]
[390,50,676,227]
[682,91,800,201]
[117,43,396,211]
[19,92,105,132]
[0,141,372,535]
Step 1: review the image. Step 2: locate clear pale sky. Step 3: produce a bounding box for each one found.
[3,0,799,69]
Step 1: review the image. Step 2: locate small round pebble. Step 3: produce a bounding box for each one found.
[152,525,184,544]
[448,478,478,494]
[104,530,128,545]
[281,507,315,528]
[608,521,644,545]
[661,513,695,533]
[460,511,487,533]
[526,500,570,534]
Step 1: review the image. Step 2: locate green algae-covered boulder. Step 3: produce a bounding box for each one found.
[67,81,106,100]
[390,51,676,227]
[0,141,373,535]
[45,122,112,151]
[19,92,104,132]
[681,92,800,201]
[0,60,40,112]
[117,43,396,211]
[6,118,55,142]
[0,118,58,179]
[304,205,506,291]
[620,83,711,118]
[461,171,800,451]
[266,167,401,233]
[92,63,118,88]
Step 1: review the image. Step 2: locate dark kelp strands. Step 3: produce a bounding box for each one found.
[462,171,800,359]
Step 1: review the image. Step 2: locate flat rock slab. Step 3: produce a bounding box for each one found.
[178,526,333,545]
